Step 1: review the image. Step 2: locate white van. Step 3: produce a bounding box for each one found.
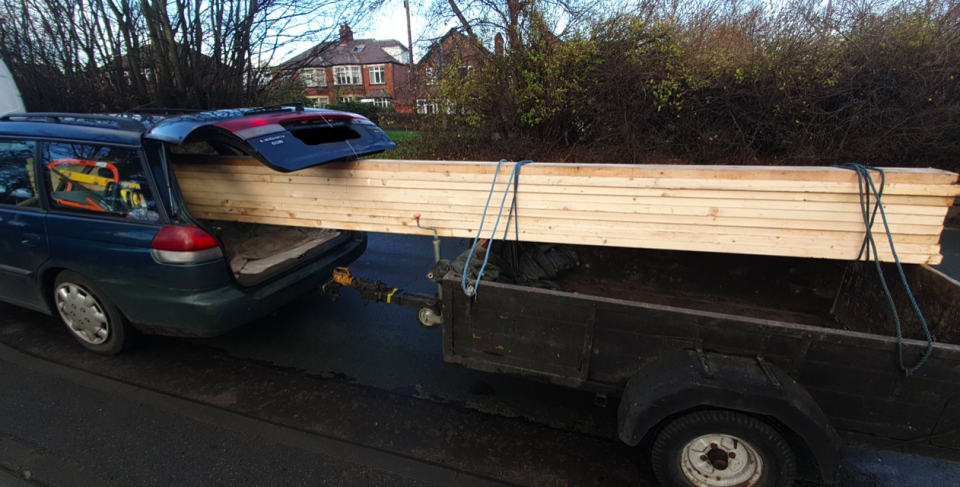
[0,60,25,115]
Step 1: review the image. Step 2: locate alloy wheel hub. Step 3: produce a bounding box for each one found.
[55,283,109,345]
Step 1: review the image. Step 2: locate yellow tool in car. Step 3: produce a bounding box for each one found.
[121,189,145,207]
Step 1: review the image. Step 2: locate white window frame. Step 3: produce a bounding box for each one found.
[368,65,386,85]
[417,98,439,114]
[424,67,438,86]
[334,66,362,86]
[338,95,357,103]
[300,68,326,88]
[306,95,330,108]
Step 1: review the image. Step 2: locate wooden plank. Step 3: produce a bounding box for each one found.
[174,171,953,215]
[173,166,960,197]
[189,210,942,265]
[173,158,958,264]
[172,157,960,185]
[182,196,947,235]
[189,206,940,253]
[186,204,940,244]
[177,180,949,225]
[177,165,955,206]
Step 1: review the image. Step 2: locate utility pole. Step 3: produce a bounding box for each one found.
[405,0,414,72]
[405,0,417,114]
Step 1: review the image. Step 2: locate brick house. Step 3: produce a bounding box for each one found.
[414,29,490,114]
[282,25,412,111]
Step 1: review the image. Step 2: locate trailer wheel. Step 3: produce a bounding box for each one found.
[651,410,796,487]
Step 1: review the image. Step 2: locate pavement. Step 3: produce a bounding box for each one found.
[0,231,959,486]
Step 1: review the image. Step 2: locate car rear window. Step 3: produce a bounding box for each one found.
[0,140,39,208]
[41,142,160,222]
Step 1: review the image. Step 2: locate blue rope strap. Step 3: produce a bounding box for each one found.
[461,160,532,297]
[836,163,934,374]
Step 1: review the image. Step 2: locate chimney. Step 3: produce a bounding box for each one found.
[494,33,504,55]
[339,24,354,44]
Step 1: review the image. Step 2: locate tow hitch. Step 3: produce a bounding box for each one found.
[322,267,443,328]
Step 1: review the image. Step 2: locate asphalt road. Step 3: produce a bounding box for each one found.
[0,351,438,487]
[0,230,959,486]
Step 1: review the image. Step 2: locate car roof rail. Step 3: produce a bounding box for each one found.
[0,112,146,131]
[123,108,204,115]
[247,102,305,115]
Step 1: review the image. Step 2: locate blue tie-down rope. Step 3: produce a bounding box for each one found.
[835,163,934,374]
[461,159,533,297]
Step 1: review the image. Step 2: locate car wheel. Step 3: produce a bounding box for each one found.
[53,270,138,355]
[651,410,796,487]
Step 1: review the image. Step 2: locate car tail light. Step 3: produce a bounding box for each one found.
[151,225,223,264]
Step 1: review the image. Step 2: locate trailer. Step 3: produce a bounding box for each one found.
[323,242,960,487]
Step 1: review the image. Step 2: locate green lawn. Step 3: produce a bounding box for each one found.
[384,131,422,142]
[372,131,423,159]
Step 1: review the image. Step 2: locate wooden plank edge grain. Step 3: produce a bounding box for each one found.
[190,210,942,265]
[173,171,957,209]
[172,165,960,197]
[187,207,942,253]
[176,183,948,225]
[170,157,960,185]
[181,196,947,235]
[184,204,942,244]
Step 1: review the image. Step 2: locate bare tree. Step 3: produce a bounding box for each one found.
[0,0,375,110]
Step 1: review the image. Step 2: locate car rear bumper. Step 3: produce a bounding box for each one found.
[106,233,367,337]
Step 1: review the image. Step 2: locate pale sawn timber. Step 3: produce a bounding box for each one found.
[172,157,959,264]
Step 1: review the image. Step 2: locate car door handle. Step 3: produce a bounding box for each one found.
[21,233,40,247]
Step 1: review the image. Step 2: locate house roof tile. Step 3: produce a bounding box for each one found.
[282,39,408,69]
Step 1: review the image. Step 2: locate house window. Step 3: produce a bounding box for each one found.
[140,67,155,83]
[457,65,474,78]
[353,45,365,52]
[300,68,326,88]
[368,65,385,85]
[417,99,439,114]
[334,66,361,85]
[306,96,330,108]
[338,95,356,103]
[424,68,438,86]
[362,98,392,108]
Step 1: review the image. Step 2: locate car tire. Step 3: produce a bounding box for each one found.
[53,270,139,355]
[651,410,796,487]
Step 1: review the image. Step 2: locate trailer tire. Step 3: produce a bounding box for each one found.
[651,410,796,487]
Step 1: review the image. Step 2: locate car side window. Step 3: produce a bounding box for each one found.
[41,142,160,222]
[0,140,39,208]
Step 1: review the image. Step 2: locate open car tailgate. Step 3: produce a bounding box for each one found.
[144,107,396,172]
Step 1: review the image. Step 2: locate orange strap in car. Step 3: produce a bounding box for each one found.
[56,197,104,212]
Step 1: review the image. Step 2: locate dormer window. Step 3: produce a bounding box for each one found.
[353,45,365,52]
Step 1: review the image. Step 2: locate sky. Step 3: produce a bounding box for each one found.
[278,0,452,64]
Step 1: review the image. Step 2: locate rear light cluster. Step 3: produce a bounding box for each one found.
[151,225,223,265]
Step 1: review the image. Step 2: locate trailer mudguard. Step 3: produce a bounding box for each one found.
[618,350,842,484]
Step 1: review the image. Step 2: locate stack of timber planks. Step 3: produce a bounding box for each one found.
[172,156,960,265]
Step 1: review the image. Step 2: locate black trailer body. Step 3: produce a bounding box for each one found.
[328,247,960,487]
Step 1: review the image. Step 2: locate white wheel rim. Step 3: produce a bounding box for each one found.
[680,433,763,487]
[55,283,110,345]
